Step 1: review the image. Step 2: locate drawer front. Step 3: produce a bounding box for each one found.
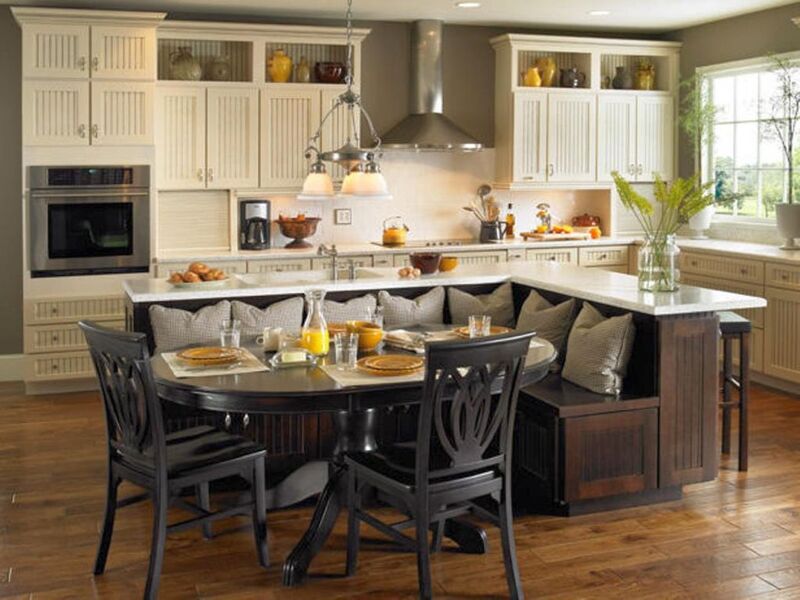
[394,254,410,267]
[585,264,628,274]
[27,351,95,381]
[25,320,124,354]
[311,255,373,270]
[155,260,247,278]
[247,259,312,273]
[764,286,800,384]
[372,255,394,268]
[766,262,800,292]
[526,248,578,264]
[680,252,764,284]
[25,295,124,325]
[458,251,507,265]
[680,273,765,329]
[579,245,629,267]
[507,249,526,263]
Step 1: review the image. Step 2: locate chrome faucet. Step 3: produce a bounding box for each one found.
[317,244,340,281]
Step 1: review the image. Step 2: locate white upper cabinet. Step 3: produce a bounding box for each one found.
[547,92,596,182]
[512,91,547,183]
[636,95,674,181]
[156,86,206,189]
[206,87,259,189]
[23,80,90,146]
[260,88,320,190]
[91,81,154,145]
[597,94,637,182]
[90,26,156,80]
[22,24,90,79]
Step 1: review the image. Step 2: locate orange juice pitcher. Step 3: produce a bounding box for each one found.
[301,289,330,356]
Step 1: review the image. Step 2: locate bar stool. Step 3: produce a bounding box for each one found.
[719,311,751,472]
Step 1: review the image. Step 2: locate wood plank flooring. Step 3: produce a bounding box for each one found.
[2,383,800,598]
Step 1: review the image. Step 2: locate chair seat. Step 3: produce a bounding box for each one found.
[118,426,265,477]
[719,311,752,335]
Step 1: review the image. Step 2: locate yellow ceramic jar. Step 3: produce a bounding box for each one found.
[268,49,293,83]
[535,57,557,87]
[522,66,542,87]
[635,63,656,91]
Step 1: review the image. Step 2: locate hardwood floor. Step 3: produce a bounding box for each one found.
[2,383,800,599]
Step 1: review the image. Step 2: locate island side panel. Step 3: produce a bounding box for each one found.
[658,313,719,486]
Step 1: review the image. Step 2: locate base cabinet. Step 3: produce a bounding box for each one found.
[764,286,800,384]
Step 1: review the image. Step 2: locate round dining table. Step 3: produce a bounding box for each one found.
[152,335,555,587]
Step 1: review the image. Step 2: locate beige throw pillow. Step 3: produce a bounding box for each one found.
[447,282,515,327]
[516,291,576,362]
[323,294,377,324]
[378,287,445,327]
[231,297,304,341]
[562,303,636,396]
[149,300,231,352]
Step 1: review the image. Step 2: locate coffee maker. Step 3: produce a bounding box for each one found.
[239,199,271,250]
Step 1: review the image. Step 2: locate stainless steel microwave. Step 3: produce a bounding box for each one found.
[28,166,150,277]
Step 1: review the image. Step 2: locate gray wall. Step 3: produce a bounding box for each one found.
[0,9,22,355]
[667,2,800,176]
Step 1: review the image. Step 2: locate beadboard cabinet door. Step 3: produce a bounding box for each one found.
[764,286,800,384]
[597,94,636,182]
[636,95,674,181]
[260,88,320,190]
[206,87,259,189]
[546,92,596,182]
[22,24,90,79]
[90,26,156,80]
[155,85,207,189]
[91,81,154,145]
[320,87,358,182]
[512,91,547,183]
[23,80,90,146]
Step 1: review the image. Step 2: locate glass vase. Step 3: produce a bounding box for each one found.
[638,234,680,292]
[300,289,330,356]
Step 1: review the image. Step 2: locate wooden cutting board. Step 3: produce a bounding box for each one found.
[521,232,591,241]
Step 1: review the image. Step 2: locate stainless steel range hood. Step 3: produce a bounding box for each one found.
[381,20,483,152]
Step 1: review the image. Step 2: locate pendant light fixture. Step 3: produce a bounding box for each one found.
[298,0,391,200]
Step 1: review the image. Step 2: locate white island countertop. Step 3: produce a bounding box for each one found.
[124,262,766,317]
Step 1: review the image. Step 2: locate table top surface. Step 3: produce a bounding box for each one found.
[153,334,556,414]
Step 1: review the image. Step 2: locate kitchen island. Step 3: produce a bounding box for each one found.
[125,262,765,515]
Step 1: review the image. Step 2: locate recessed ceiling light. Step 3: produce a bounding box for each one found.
[455,2,481,8]
[588,9,611,16]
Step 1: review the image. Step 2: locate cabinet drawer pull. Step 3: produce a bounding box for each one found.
[51,335,59,342]
[690,260,698,267]
[522,176,534,181]
[740,268,748,275]
[50,307,58,314]
[599,253,607,260]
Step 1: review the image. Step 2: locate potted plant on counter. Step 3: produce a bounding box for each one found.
[764,55,800,249]
[679,72,719,239]
[613,172,714,292]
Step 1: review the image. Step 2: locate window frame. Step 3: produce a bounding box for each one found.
[698,50,800,224]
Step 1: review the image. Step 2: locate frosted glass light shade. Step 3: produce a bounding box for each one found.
[340,170,365,195]
[299,171,334,198]
[353,171,389,196]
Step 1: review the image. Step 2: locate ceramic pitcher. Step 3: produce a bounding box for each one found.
[535,57,557,87]
[522,66,542,87]
[268,49,293,83]
[169,47,202,81]
[559,67,586,88]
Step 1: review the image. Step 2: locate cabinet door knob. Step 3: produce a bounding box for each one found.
[629,164,636,176]
[51,307,58,314]
[51,335,59,342]
[638,164,644,175]
[91,56,99,71]
[77,56,86,71]
[547,164,555,177]
[77,124,86,138]
[196,168,204,181]
[207,168,215,182]
[740,268,747,275]
[90,124,99,139]
[782,274,789,280]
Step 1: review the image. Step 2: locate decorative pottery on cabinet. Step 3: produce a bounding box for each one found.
[169,47,202,81]
[635,61,656,91]
[522,66,542,87]
[560,67,586,88]
[612,66,632,90]
[206,56,231,81]
[268,49,293,83]
[295,56,311,83]
[535,57,557,87]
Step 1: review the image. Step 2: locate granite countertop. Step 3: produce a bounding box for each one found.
[124,262,766,316]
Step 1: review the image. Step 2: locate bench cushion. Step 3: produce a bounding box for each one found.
[149,300,231,352]
[516,291,577,365]
[379,287,445,327]
[562,303,635,396]
[232,297,304,341]
[447,282,515,327]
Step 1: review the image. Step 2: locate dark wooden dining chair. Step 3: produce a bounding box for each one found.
[344,330,536,600]
[79,321,268,600]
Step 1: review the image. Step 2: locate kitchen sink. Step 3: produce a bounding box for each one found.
[236,268,385,287]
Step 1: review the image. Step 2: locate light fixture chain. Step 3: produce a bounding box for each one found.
[345,0,354,90]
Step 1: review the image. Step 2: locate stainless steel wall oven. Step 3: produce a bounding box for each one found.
[28,166,150,277]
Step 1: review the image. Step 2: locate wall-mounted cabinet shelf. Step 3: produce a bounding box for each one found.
[158,38,253,82]
[517,50,592,89]
[600,53,671,92]
[264,43,348,84]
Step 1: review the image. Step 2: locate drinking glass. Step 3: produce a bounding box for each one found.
[220,319,241,347]
[366,305,384,329]
[278,331,300,352]
[468,315,492,338]
[334,332,359,370]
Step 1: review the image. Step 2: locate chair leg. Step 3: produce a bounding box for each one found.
[415,501,433,600]
[345,465,359,577]
[431,519,445,553]
[739,332,750,472]
[499,485,524,600]
[144,485,168,600]
[196,482,212,540]
[721,335,733,454]
[93,463,120,575]
[252,455,269,568]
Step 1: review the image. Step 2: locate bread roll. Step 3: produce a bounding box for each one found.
[188,262,210,275]
[167,272,183,284]
[182,271,201,283]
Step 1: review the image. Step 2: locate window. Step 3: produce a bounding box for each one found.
[703,55,800,220]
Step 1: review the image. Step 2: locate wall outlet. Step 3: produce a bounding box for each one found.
[334,208,352,225]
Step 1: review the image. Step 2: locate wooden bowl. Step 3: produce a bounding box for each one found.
[315,62,346,84]
[277,217,321,249]
[439,256,459,272]
[346,320,384,351]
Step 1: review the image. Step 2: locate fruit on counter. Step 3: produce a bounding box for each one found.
[167,262,228,284]
[398,266,422,279]
[278,213,309,222]
[535,224,548,234]
[589,226,602,239]
[551,224,574,234]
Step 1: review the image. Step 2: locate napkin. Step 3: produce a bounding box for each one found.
[383,329,459,353]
